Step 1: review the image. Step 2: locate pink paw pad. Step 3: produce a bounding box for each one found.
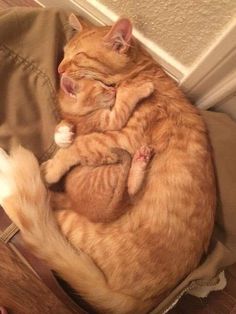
[133,146,154,164]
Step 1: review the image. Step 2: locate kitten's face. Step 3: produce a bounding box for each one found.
[60,76,116,116]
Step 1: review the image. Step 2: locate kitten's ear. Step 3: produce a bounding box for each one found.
[60,75,77,98]
[69,13,83,32]
[103,18,132,53]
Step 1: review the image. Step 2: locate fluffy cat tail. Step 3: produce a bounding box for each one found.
[0,146,138,314]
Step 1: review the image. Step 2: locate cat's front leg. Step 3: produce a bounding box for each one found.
[121,81,154,104]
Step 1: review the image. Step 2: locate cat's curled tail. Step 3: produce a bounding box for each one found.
[0,146,140,314]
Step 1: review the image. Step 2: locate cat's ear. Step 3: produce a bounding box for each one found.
[103,18,132,53]
[60,75,77,98]
[69,13,83,32]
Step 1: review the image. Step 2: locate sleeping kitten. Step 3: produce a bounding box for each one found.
[50,76,154,222]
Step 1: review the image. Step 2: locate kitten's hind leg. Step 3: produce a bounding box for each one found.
[105,148,132,219]
[128,145,154,196]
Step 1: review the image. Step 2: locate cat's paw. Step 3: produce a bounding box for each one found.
[54,124,74,148]
[40,159,62,185]
[132,145,154,169]
[138,82,154,99]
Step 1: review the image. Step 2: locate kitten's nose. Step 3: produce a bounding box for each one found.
[109,87,116,95]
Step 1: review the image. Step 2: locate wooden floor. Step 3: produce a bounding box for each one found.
[1,0,236,313]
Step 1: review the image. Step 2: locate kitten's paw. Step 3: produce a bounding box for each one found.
[54,125,74,148]
[139,82,155,99]
[41,159,62,184]
[132,145,154,169]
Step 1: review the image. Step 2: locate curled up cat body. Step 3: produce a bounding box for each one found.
[0,15,216,314]
[51,76,155,222]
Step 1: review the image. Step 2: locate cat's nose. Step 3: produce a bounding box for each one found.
[58,63,65,74]
[58,60,68,74]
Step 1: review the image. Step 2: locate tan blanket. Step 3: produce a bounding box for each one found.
[0,7,235,313]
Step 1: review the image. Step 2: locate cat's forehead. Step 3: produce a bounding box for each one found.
[65,28,107,53]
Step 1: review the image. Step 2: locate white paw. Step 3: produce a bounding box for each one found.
[0,148,15,202]
[54,125,74,148]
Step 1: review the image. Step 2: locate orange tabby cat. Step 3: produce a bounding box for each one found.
[51,75,154,222]
[0,15,216,314]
